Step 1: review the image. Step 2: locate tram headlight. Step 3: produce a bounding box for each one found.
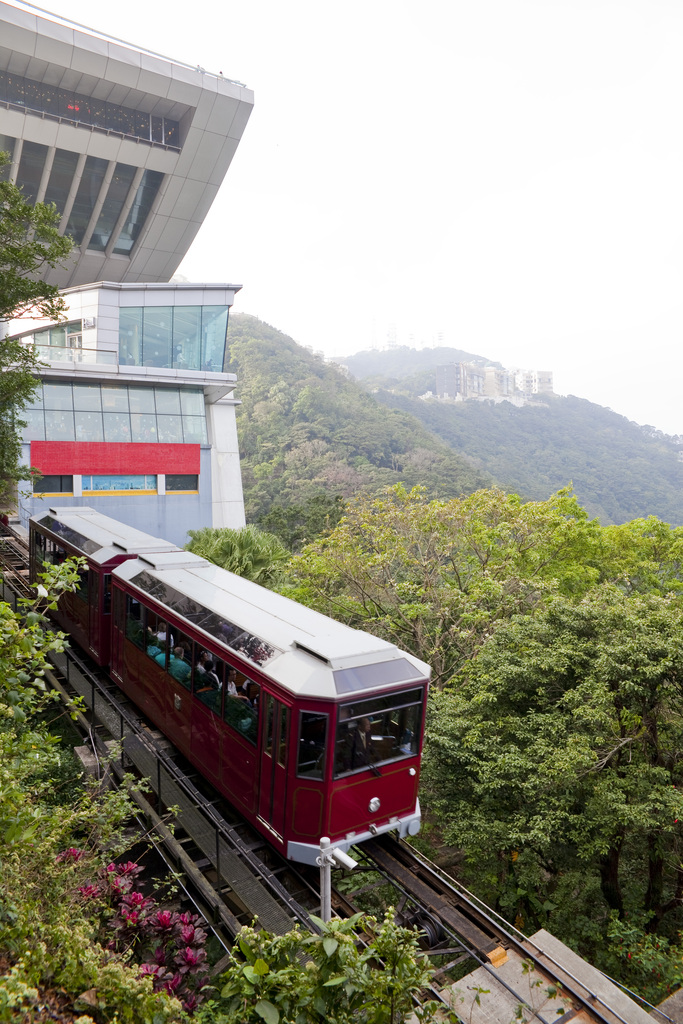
[369,797,381,813]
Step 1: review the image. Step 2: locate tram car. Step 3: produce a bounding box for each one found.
[29,508,178,666]
[30,509,430,865]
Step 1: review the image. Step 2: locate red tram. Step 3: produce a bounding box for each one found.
[30,509,429,865]
[29,507,178,666]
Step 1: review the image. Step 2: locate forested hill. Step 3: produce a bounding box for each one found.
[226,316,491,536]
[369,390,683,525]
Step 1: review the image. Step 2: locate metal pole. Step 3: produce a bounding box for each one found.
[318,836,332,923]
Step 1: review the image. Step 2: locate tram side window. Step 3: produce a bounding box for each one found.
[33,531,47,567]
[167,629,192,692]
[103,574,112,615]
[145,614,172,666]
[297,712,328,779]
[45,538,68,565]
[125,595,144,650]
[113,587,124,633]
[74,565,88,603]
[222,669,259,745]
[193,649,222,712]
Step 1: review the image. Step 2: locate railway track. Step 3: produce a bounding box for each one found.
[0,530,664,1024]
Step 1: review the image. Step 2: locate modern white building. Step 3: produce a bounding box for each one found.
[5,282,245,546]
[0,1,254,544]
[0,0,253,286]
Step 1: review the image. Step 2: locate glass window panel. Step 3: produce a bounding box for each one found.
[103,412,131,442]
[43,149,80,215]
[43,383,73,409]
[34,329,51,346]
[297,712,328,779]
[194,650,222,711]
[166,474,198,491]
[72,384,102,411]
[33,475,72,493]
[333,689,424,778]
[130,413,157,442]
[133,110,151,139]
[44,410,75,440]
[151,116,163,144]
[112,169,164,255]
[164,121,180,147]
[89,162,136,251]
[58,89,76,119]
[201,307,229,372]
[75,411,104,441]
[25,386,44,410]
[119,307,143,366]
[154,389,181,415]
[128,386,156,413]
[66,156,108,245]
[21,408,45,440]
[49,324,67,348]
[142,307,172,368]
[180,390,204,416]
[126,594,144,650]
[181,416,207,443]
[101,386,129,412]
[156,415,182,443]
[6,73,26,106]
[16,141,48,200]
[172,307,201,369]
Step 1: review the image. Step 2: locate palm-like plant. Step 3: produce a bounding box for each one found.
[185,525,289,588]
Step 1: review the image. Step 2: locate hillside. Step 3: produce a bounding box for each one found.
[226,316,491,543]
[370,389,683,525]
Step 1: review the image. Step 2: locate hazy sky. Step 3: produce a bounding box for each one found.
[24,0,683,433]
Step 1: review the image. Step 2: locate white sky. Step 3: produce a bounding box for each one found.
[32,0,683,433]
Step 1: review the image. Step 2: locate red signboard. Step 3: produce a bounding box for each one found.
[30,442,200,475]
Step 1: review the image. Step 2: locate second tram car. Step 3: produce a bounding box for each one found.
[30,507,178,666]
[30,509,430,864]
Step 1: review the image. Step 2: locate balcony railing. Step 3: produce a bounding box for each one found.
[34,345,117,367]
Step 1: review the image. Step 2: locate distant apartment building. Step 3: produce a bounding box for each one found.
[435,363,553,404]
[435,362,485,400]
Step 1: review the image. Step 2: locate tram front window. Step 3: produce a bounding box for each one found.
[333,688,423,778]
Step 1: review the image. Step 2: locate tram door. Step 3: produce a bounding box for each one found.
[258,696,289,838]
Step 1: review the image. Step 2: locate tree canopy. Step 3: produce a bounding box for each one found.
[185,524,290,588]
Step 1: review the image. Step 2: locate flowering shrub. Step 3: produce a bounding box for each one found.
[73,855,210,1013]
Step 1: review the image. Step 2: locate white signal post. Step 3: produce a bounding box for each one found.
[317,836,358,922]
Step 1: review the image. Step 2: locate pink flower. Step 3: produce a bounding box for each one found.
[56,847,84,863]
[153,910,174,931]
[78,884,101,899]
[164,973,183,994]
[180,924,195,945]
[116,861,141,876]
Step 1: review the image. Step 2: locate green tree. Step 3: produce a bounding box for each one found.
[423,586,683,968]
[195,912,437,1024]
[186,524,290,588]
[0,152,73,507]
[290,485,600,686]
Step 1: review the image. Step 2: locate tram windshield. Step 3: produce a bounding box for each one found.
[333,688,423,778]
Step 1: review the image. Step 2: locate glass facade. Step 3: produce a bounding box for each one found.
[119,306,229,372]
[82,474,157,492]
[22,384,208,444]
[0,71,180,149]
[0,134,164,255]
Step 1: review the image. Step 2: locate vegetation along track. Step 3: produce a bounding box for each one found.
[0,529,661,1024]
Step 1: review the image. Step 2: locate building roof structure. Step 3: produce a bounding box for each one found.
[0,0,254,287]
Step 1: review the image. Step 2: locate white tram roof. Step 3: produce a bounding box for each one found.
[31,507,179,567]
[113,550,430,700]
